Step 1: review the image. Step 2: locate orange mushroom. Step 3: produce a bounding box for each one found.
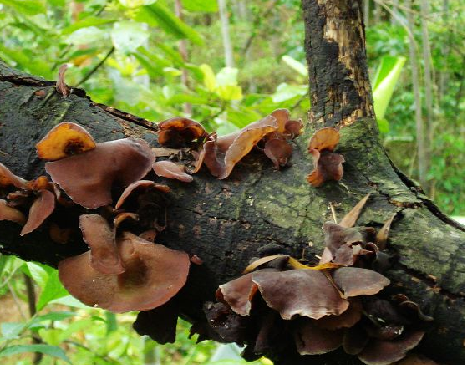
[158,117,207,147]
[36,122,96,161]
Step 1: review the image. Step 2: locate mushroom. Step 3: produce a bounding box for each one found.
[357,330,425,365]
[0,163,27,189]
[45,138,155,209]
[307,127,344,187]
[158,117,207,147]
[263,138,293,169]
[0,199,26,225]
[252,270,349,320]
[79,214,124,275]
[21,189,55,236]
[153,161,193,183]
[293,318,343,355]
[36,122,96,160]
[217,272,259,316]
[332,267,390,298]
[59,232,191,312]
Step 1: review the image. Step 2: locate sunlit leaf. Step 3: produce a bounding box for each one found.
[181,0,218,12]
[372,56,405,126]
[201,64,217,91]
[1,322,25,341]
[36,268,69,311]
[0,0,45,15]
[112,21,149,53]
[217,85,242,101]
[216,67,238,86]
[282,55,308,77]
[271,83,307,102]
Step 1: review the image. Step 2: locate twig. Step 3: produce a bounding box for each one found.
[77,46,115,87]
[23,274,43,365]
[329,202,338,224]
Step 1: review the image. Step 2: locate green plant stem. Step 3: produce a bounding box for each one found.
[23,274,43,365]
[76,46,115,87]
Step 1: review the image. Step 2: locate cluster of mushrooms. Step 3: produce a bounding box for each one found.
[202,195,433,365]
[0,110,432,365]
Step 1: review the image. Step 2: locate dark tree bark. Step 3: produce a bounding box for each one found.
[0,1,464,364]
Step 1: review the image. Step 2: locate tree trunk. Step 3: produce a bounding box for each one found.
[218,0,234,67]
[1,1,465,364]
[406,0,427,190]
[420,0,433,192]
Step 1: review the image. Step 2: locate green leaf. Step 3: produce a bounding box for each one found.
[61,17,116,36]
[201,64,217,92]
[135,3,203,45]
[282,55,307,77]
[372,56,405,122]
[0,0,45,15]
[226,109,262,129]
[0,45,53,79]
[36,269,70,311]
[0,345,70,363]
[1,322,26,341]
[167,94,208,105]
[25,262,48,287]
[271,83,307,102]
[49,295,87,309]
[32,311,76,324]
[377,118,390,133]
[181,0,218,12]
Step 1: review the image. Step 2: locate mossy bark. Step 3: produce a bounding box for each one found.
[0,1,464,363]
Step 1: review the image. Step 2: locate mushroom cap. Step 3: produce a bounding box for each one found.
[252,269,349,320]
[357,330,425,365]
[59,232,191,312]
[217,272,258,316]
[308,127,340,152]
[293,318,343,355]
[0,199,26,225]
[263,138,293,169]
[307,149,345,187]
[153,161,193,183]
[21,190,55,235]
[79,214,124,275]
[115,180,170,210]
[158,117,207,147]
[46,138,155,209]
[332,267,390,298]
[36,122,96,160]
[0,163,27,189]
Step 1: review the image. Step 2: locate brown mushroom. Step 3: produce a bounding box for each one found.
[357,330,425,365]
[293,318,343,355]
[332,267,390,298]
[263,138,293,169]
[59,232,191,312]
[217,272,259,316]
[21,189,55,236]
[308,127,340,152]
[0,163,27,189]
[0,199,26,225]
[158,117,207,147]
[252,270,349,320]
[46,138,155,209]
[153,161,193,183]
[36,122,96,161]
[115,180,170,210]
[79,214,124,275]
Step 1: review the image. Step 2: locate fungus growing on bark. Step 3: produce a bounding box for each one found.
[0,164,57,235]
[79,214,124,275]
[307,127,344,187]
[158,117,207,147]
[217,272,258,316]
[153,161,193,183]
[45,137,154,209]
[293,318,343,355]
[36,122,96,160]
[263,138,293,169]
[253,270,349,320]
[357,330,425,365]
[0,199,26,224]
[59,232,190,312]
[115,180,170,210]
[332,267,390,298]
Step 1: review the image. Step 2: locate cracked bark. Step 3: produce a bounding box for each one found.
[0,1,464,364]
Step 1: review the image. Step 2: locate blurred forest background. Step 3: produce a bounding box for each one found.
[0,0,463,364]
